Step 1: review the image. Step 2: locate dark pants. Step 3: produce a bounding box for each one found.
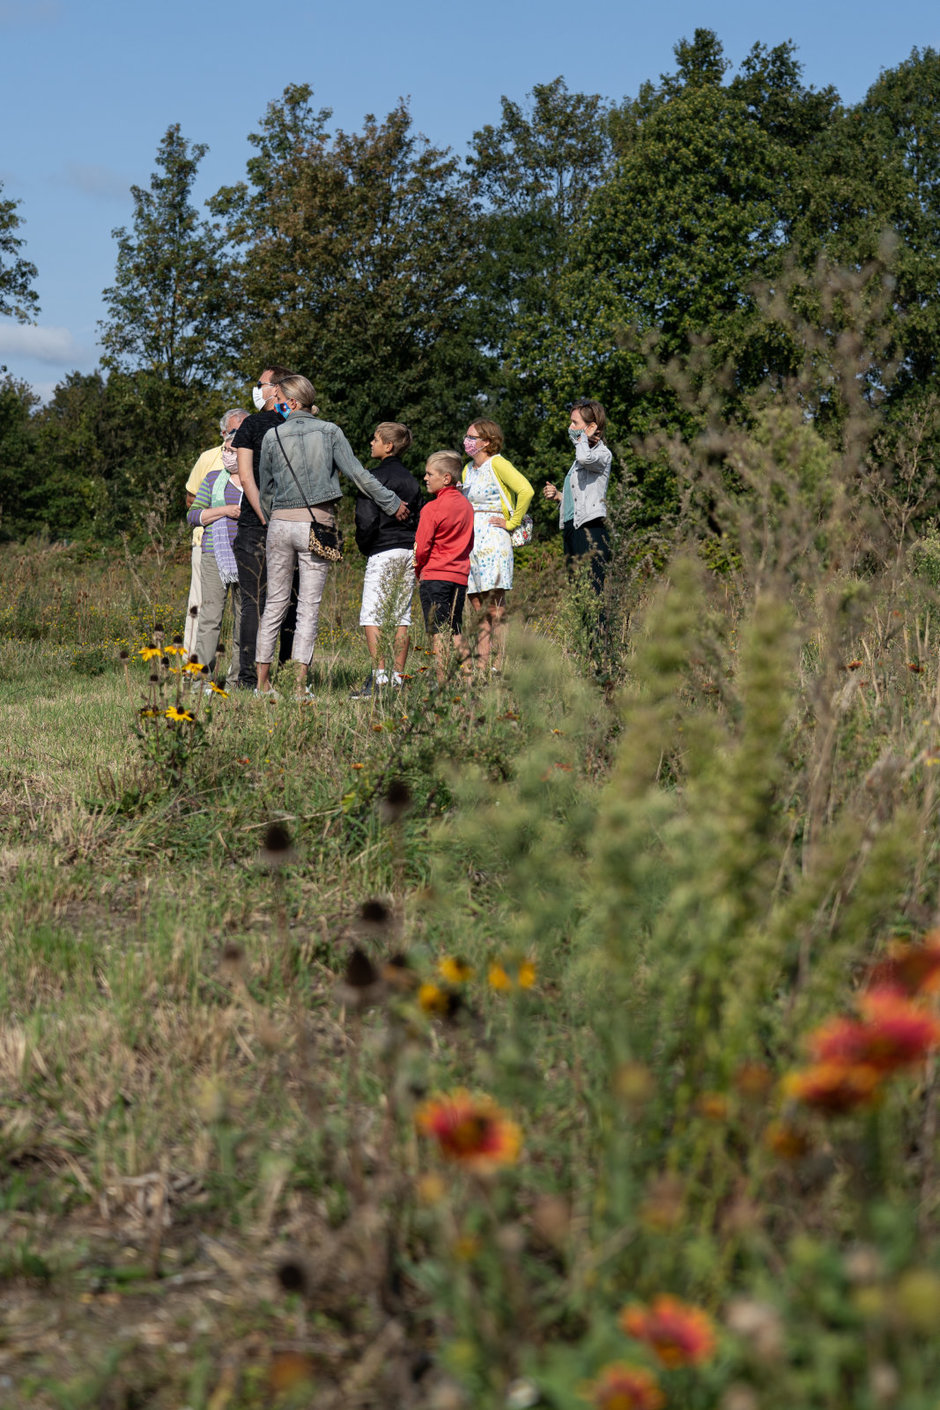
[419,579,467,634]
[233,522,297,688]
[562,517,610,596]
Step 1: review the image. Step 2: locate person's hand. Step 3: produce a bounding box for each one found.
[394,502,410,522]
[543,482,559,502]
[489,515,508,529]
[226,505,241,518]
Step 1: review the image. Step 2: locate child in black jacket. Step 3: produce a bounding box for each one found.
[351,422,422,696]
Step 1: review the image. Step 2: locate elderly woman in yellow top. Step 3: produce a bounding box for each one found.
[461,419,533,674]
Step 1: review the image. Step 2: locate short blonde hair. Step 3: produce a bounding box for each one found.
[374,421,413,455]
[278,374,318,411]
[426,450,462,484]
[468,418,503,455]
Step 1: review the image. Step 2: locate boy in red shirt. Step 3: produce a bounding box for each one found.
[414,450,474,679]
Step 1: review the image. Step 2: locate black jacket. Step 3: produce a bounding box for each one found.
[354,456,422,556]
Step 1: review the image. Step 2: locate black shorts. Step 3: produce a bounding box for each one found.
[419,580,467,634]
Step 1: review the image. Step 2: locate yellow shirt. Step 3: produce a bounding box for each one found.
[186,446,224,547]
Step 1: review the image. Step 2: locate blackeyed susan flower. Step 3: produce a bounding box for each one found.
[208,682,228,696]
[416,1090,522,1171]
[138,706,160,719]
[488,959,536,991]
[183,661,206,675]
[165,706,194,723]
[438,956,474,985]
[139,645,161,661]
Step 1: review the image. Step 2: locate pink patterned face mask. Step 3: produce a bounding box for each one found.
[464,436,482,454]
[222,447,237,471]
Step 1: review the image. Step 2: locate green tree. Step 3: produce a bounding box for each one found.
[465,77,614,458]
[0,372,38,536]
[212,85,484,461]
[0,183,39,322]
[100,124,235,397]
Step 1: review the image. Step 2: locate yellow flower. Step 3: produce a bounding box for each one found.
[488,962,512,992]
[517,959,536,989]
[138,645,161,661]
[208,682,228,696]
[438,956,475,985]
[165,707,194,723]
[183,661,206,675]
[419,982,450,1016]
[416,1089,522,1171]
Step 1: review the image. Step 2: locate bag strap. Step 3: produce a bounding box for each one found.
[274,423,316,522]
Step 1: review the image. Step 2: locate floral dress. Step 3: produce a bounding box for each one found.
[464,458,513,594]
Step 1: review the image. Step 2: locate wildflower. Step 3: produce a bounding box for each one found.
[138,707,160,719]
[183,661,205,675]
[697,1092,730,1121]
[733,1062,773,1098]
[908,661,925,673]
[164,643,187,657]
[867,937,940,996]
[764,1120,811,1160]
[581,1361,665,1410]
[621,1294,717,1368]
[208,682,228,696]
[352,762,364,770]
[419,982,450,1016]
[165,706,194,723]
[488,962,513,992]
[139,644,161,661]
[438,956,475,985]
[846,660,864,670]
[783,1061,881,1112]
[810,991,940,1073]
[517,959,536,989]
[259,822,296,870]
[416,1089,522,1172]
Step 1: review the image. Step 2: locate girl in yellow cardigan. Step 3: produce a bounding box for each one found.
[461,419,534,674]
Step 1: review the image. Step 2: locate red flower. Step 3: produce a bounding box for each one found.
[867,939,940,997]
[416,1090,521,1172]
[620,1295,717,1368]
[581,1362,665,1410]
[783,1061,881,1112]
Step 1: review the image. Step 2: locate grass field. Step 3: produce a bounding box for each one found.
[3,528,940,1410]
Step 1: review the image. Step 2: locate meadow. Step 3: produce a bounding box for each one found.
[3,454,940,1410]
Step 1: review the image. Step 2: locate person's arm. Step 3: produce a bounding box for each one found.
[238,446,265,523]
[492,456,534,530]
[332,429,405,519]
[574,435,612,475]
[414,503,434,576]
[187,473,239,529]
[186,475,213,529]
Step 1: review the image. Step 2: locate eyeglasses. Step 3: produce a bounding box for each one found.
[255,380,276,390]
[567,400,595,413]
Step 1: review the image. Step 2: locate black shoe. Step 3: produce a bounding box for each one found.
[349,676,373,700]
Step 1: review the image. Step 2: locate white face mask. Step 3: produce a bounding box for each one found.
[221,447,237,471]
[251,385,267,411]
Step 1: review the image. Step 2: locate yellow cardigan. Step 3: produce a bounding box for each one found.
[462,454,534,532]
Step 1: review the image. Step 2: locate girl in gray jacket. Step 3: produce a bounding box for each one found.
[543,398,612,595]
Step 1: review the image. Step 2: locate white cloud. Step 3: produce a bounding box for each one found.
[65,163,130,201]
[0,321,89,365]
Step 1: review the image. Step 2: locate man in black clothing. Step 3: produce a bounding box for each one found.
[230,364,297,689]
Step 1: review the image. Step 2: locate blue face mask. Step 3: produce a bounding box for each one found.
[275,402,290,417]
[568,425,583,445]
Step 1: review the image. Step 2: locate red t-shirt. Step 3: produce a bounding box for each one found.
[414,485,474,585]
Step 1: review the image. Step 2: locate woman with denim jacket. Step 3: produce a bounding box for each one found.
[543,399,612,595]
[253,374,409,698]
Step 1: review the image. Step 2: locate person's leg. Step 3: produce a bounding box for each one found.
[184,541,202,657]
[290,525,329,687]
[360,555,386,677]
[468,592,489,670]
[233,524,267,689]
[278,566,299,666]
[393,626,410,677]
[193,553,225,675]
[363,625,383,670]
[254,521,296,691]
[224,585,242,689]
[582,519,611,596]
[489,590,507,672]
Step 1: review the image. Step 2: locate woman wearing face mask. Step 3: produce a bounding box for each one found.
[461,420,533,674]
[187,431,243,688]
[542,399,612,594]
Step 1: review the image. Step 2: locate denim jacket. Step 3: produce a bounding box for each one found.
[559,434,612,530]
[258,412,403,520]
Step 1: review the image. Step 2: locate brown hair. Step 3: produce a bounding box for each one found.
[570,399,607,443]
[374,421,413,455]
[468,418,503,455]
[426,450,462,484]
[264,364,294,385]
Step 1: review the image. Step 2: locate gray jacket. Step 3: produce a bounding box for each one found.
[559,434,612,529]
[258,412,402,519]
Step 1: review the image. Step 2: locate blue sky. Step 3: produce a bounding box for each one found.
[0,0,935,401]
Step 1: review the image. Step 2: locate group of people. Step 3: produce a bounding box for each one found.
[183,364,613,698]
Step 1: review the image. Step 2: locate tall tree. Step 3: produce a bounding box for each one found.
[465,77,614,452]
[0,182,39,322]
[100,124,235,392]
[212,86,484,460]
